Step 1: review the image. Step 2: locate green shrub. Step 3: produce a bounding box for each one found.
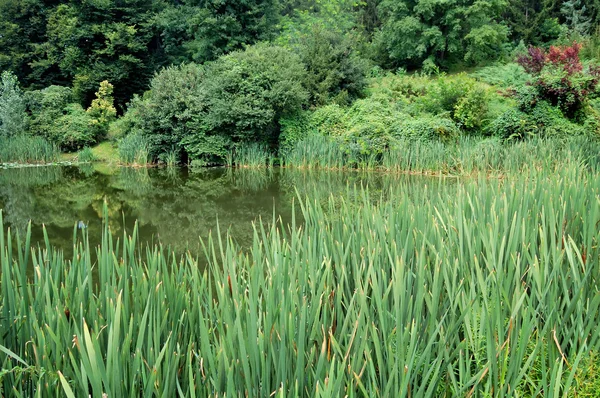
[27,82,114,150]
[123,63,205,161]
[342,98,396,156]
[391,115,460,141]
[278,111,316,154]
[53,104,95,151]
[453,84,490,130]
[472,63,531,88]
[308,104,347,136]
[126,44,308,165]
[485,108,538,139]
[0,71,28,137]
[27,85,75,139]
[107,116,133,141]
[410,74,493,131]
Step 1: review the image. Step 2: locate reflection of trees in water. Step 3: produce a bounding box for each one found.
[114,167,283,251]
[0,167,65,235]
[0,165,456,256]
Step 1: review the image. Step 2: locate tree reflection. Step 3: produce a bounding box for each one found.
[0,165,434,256]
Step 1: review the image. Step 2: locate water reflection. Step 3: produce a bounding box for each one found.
[0,165,450,256]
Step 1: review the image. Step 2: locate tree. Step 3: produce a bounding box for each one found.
[86,80,117,140]
[376,0,509,69]
[0,71,28,137]
[184,0,280,63]
[0,0,53,88]
[291,24,369,106]
[503,0,562,45]
[561,0,592,36]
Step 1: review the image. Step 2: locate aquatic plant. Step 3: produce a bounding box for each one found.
[0,135,60,164]
[233,143,275,168]
[2,164,600,395]
[76,147,96,163]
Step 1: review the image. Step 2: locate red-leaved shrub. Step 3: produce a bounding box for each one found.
[516,42,600,118]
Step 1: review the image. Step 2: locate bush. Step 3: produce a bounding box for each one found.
[278,111,316,154]
[126,44,308,165]
[27,85,75,139]
[473,63,531,89]
[411,74,493,131]
[391,115,460,141]
[27,82,115,150]
[485,109,539,139]
[53,104,95,151]
[342,98,396,155]
[123,63,206,162]
[308,104,347,136]
[516,42,600,118]
[0,71,28,137]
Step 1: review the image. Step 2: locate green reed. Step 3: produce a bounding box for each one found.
[287,135,600,175]
[2,163,600,396]
[282,135,347,170]
[0,135,60,164]
[233,143,275,168]
[118,133,150,165]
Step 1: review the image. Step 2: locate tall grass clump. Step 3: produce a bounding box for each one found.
[233,143,274,168]
[76,146,96,163]
[118,132,150,165]
[382,139,451,173]
[0,135,59,164]
[282,134,347,169]
[2,164,600,396]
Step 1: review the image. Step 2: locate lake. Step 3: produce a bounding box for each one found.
[0,165,438,257]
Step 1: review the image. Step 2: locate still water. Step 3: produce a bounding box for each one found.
[0,165,428,256]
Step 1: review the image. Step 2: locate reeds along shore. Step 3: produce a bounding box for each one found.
[2,163,600,396]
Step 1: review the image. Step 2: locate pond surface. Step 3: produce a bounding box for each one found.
[0,165,439,257]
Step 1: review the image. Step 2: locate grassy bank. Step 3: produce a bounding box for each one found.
[2,163,600,396]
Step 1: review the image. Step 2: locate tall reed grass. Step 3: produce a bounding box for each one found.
[1,164,600,396]
[118,132,150,165]
[287,135,600,175]
[232,143,275,168]
[281,135,347,169]
[0,135,60,164]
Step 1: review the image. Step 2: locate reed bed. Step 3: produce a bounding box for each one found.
[286,135,600,175]
[2,164,600,396]
[0,135,60,164]
[232,143,275,168]
[118,133,150,165]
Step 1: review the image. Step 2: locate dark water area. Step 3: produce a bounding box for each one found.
[0,165,444,259]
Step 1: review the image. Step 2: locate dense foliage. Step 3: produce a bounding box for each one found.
[127,45,307,164]
[0,0,599,165]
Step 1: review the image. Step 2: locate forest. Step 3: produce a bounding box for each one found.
[0,0,599,168]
